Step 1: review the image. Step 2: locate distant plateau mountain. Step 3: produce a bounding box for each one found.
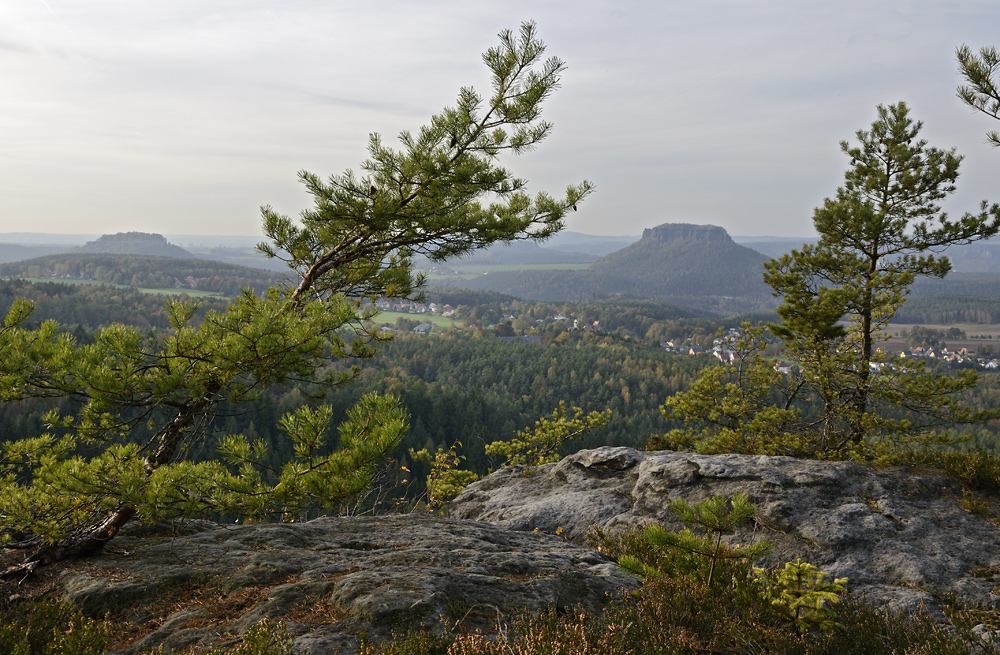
[78,232,195,258]
[448,223,775,315]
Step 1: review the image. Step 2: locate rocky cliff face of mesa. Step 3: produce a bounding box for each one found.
[638,223,732,244]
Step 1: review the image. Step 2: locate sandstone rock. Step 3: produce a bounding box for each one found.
[58,514,636,654]
[450,447,1000,615]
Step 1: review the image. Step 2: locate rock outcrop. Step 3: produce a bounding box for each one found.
[450,447,1000,616]
[58,513,635,654]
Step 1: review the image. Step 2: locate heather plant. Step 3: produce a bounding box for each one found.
[360,576,975,655]
[0,578,977,655]
[0,600,112,655]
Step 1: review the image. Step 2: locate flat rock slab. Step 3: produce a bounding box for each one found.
[59,514,636,654]
[450,447,1000,616]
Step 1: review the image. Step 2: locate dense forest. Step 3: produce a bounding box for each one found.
[2,276,1000,506]
[893,295,1000,324]
[0,279,232,331]
[0,254,289,295]
[910,273,1000,299]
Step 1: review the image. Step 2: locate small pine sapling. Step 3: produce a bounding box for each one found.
[754,559,848,633]
[617,492,771,586]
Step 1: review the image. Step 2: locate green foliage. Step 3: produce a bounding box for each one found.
[754,559,848,633]
[484,401,611,466]
[612,493,771,587]
[259,21,591,307]
[409,442,480,510]
[661,103,1000,459]
[937,449,1000,494]
[199,620,295,655]
[0,23,585,569]
[655,324,810,456]
[957,44,1000,147]
[958,489,993,518]
[409,403,610,508]
[0,600,112,655]
[765,102,1000,449]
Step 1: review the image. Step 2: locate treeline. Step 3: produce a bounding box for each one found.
[449,268,776,315]
[2,278,999,504]
[910,273,1000,299]
[0,254,289,296]
[892,295,1000,325]
[0,279,232,331]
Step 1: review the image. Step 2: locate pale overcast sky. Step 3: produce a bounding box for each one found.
[2,1,998,238]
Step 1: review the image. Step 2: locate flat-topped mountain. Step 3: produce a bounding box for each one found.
[636,223,734,244]
[587,223,770,304]
[78,232,194,258]
[451,222,775,314]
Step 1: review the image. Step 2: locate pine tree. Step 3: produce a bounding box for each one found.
[957,44,1000,147]
[0,22,590,576]
[765,102,1000,449]
[661,103,1000,456]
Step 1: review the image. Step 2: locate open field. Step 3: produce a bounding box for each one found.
[423,262,591,282]
[16,277,223,298]
[883,322,1000,353]
[372,311,455,329]
[447,263,591,273]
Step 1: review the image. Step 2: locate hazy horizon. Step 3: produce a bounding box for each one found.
[4,1,999,238]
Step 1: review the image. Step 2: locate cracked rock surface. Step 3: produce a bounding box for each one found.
[450,446,1000,616]
[58,513,636,654]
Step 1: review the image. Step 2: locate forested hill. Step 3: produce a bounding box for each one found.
[446,223,775,315]
[0,253,289,296]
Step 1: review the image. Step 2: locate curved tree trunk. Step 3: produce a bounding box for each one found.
[2,398,210,579]
[2,506,137,579]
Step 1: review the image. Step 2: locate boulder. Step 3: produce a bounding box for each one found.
[57,514,636,654]
[450,447,1000,616]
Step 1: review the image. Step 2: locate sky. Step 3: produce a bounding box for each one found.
[2,1,999,239]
